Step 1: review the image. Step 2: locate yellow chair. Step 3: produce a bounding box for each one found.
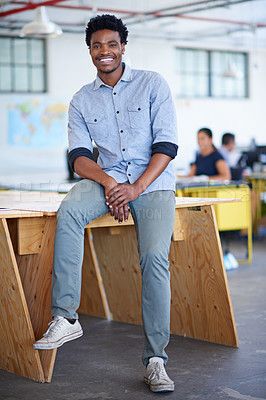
[176,184,252,263]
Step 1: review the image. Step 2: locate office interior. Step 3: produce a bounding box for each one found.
[0,1,266,399]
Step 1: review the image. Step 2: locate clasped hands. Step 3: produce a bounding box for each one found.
[105,183,140,223]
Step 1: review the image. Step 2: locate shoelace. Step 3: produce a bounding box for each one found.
[43,317,64,337]
[148,362,170,383]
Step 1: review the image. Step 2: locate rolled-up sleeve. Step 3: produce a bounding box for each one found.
[68,99,94,171]
[150,74,178,159]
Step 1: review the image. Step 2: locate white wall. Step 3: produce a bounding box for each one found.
[0,32,265,178]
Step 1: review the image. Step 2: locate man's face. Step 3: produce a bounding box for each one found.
[227,139,235,151]
[89,29,125,75]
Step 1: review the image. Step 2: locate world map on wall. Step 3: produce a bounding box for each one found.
[8,99,68,148]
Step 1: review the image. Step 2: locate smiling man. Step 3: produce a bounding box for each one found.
[34,14,178,393]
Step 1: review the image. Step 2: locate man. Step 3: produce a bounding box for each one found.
[34,14,178,393]
[220,133,241,168]
[220,132,242,180]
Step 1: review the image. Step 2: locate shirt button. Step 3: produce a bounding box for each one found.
[113,92,116,95]
[122,148,125,151]
[128,162,131,165]
[94,119,97,122]
[120,130,123,133]
[116,111,119,114]
[138,107,141,111]
[128,174,131,176]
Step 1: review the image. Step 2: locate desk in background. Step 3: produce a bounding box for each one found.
[176,181,252,263]
[0,192,239,382]
[244,173,266,235]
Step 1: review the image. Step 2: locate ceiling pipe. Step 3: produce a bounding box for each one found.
[1,0,253,19]
[1,0,266,28]
[174,14,266,28]
[0,0,68,17]
[3,0,219,16]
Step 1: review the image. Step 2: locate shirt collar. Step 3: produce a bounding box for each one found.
[93,63,132,90]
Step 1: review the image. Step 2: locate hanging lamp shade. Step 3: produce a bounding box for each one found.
[222,61,243,79]
[20,6,62,38]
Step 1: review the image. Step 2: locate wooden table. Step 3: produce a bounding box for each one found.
[0,191,239,383]
[244,173,266,235]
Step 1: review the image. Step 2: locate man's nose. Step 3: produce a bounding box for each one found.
[101,44,110,53]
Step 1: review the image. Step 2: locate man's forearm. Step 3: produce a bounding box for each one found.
[133,153,173,196]
[73,156,115,188]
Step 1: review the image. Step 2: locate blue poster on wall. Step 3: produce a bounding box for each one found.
[8,98,68,148]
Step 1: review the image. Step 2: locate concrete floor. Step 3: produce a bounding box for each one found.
[1,237,266,400]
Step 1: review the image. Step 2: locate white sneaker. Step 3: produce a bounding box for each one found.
[144,357,175,392]
[33,316,83,350]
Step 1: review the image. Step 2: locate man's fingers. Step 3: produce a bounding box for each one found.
[106,185,121,199]
[109,206,114,216]
[123,204,129,222]
[108,191,124,204]
[114,206,119,220]
[118,207,124,224]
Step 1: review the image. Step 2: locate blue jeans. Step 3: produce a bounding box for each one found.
[51,179,175,366]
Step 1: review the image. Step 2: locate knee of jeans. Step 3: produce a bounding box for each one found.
[56,200,86,227]
[140,246,169,271]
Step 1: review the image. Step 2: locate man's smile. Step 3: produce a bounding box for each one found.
[97,56,115,65]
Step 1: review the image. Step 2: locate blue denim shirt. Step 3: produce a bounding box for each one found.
[68,63,178,195]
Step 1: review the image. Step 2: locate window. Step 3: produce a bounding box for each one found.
[0,37,46,93]
[176,48,209,98]
[175,48,248,98]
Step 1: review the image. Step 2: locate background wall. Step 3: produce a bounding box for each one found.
[0,32,265,178]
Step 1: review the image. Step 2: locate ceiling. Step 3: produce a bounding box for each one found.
[1,0,266,49]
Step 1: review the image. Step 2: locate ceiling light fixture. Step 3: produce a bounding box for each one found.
[20,6,62,38]
[222,61,243,79]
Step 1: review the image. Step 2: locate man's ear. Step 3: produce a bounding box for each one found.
[122,43,125,54]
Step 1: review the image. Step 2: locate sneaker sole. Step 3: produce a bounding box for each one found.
[33,329,83,350]
[144,378,175,392]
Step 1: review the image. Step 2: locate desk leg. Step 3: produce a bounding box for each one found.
[14,216,57,382]
[0,219,45,382]
[169,205,239,347]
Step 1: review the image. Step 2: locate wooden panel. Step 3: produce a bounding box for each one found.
[92,226,142,324]
[169,206,238,347]
[0,210,43,219]
[7,217,45,255]
[78,229,109,318]
[108,227,122,235]
[0,219,45,382]
[17,218,46,255]
[16,216,57,382]
[87,212,134,228]
[172,211,184,241]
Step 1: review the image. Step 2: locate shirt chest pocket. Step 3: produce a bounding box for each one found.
[128,102,150,129]
[84,110,109,141]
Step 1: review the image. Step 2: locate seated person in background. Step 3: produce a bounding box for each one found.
[220,133,242,180]
[188,127,231,180]
[219,133,235,165]
[220,133,241,167]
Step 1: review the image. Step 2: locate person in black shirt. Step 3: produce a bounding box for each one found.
[188,128,231,180]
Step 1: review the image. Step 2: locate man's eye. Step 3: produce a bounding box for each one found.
[110,44,116,47]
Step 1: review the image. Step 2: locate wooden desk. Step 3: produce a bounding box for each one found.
[0,192,239,383]
[244,173,266,235]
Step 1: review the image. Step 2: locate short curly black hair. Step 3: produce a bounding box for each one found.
[85,14,128,47]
